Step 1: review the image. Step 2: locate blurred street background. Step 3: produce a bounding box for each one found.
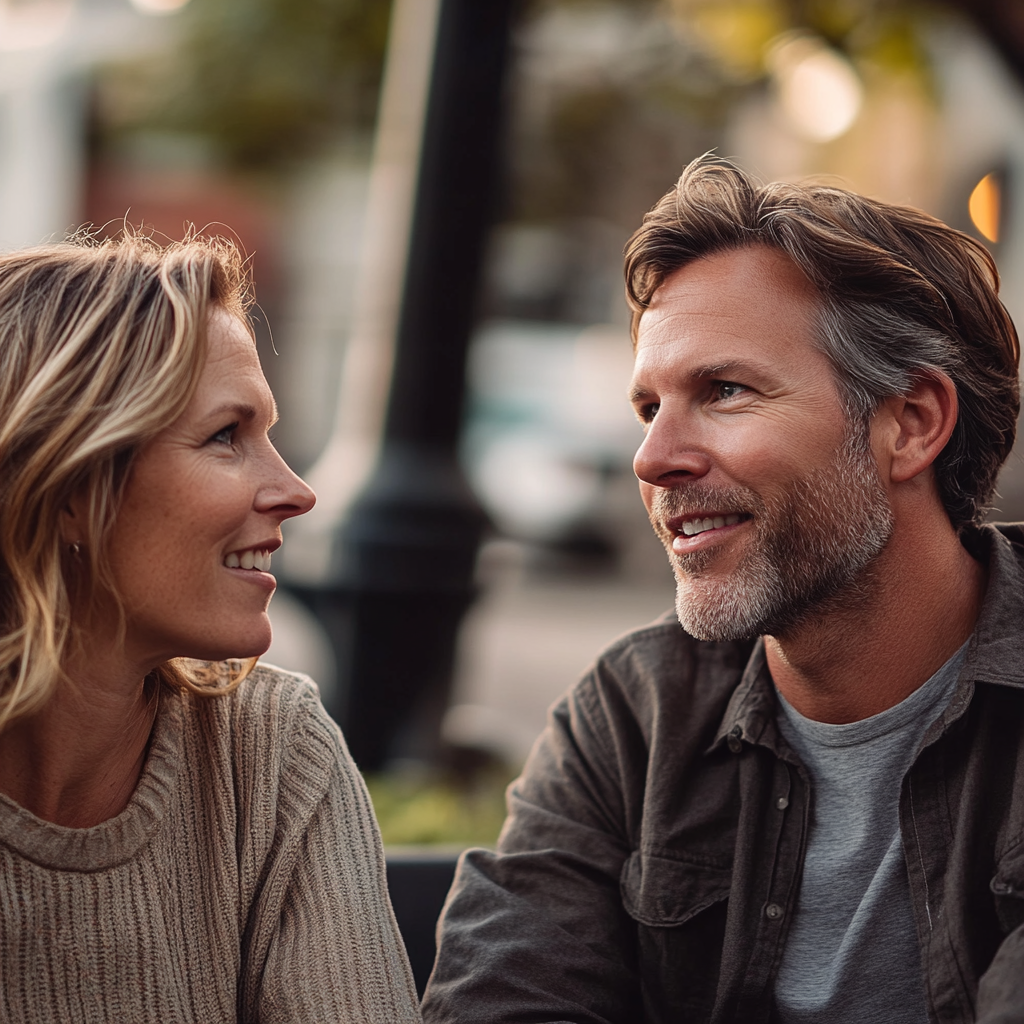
[5,0,1024,845]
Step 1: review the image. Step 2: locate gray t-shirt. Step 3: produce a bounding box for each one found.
[773,644,967,1024]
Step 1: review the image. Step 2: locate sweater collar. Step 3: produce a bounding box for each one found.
[0,685,183,872]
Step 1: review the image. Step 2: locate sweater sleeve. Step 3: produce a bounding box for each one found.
[237,680,421,1024]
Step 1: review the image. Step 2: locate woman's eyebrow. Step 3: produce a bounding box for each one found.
[206,399,280,426]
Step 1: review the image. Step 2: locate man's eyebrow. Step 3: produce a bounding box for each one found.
[627,382,654,405]
[628,360,773,404]
[689,360,761,380]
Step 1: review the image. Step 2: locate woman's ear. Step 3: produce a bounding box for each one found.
[59,492,87,548]
[874,371,958,485]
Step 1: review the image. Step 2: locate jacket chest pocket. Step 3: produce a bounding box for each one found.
[621,849,731,927]
[620,850,732,1023]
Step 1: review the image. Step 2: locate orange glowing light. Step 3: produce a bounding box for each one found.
[969,173,1000,243]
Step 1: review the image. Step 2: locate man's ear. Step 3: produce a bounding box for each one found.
[874,371,958,485]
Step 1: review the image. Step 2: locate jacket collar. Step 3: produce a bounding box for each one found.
[961,524,1024,689]
[710,523,1024,756]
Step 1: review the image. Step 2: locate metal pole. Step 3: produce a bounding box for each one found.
[289,0,517,769]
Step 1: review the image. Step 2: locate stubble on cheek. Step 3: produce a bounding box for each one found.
[645,425,893,642]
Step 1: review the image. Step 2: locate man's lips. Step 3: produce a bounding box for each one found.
[666,512,752,553]
[667,511,751,536]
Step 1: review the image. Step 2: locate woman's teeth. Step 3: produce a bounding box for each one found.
[224,549,272,571]
[680,514,742,537]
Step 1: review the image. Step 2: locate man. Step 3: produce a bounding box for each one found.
[421,155,1024,1023]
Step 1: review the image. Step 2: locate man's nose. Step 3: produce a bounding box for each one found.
[633,408,712,487]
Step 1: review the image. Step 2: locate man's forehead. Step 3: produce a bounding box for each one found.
[635,247,820,353]
[645,245,818,318]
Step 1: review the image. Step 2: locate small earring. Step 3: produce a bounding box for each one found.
[69,542,82,557]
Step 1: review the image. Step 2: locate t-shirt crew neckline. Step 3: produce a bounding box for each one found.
[0,687,182,872]
[774,641,969,749]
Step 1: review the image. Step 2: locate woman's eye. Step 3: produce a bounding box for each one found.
[209,423,238,446]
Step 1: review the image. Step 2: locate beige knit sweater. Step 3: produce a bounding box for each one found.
[0,663,422,1023]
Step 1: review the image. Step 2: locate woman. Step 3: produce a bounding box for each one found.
[0,234,421,1022]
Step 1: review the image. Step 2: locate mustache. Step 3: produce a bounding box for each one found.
[648,484,765,524]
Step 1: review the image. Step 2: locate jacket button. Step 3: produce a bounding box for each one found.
[765,903,784,920]
[776,796,789,810]
[727,725,743,754]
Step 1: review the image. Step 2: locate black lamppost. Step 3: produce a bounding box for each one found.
[290,0,517,769]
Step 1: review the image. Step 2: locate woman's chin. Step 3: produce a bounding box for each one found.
[174,626,273,666]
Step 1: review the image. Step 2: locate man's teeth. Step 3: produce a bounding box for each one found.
[224,549,272,571]
[680,514,742,537]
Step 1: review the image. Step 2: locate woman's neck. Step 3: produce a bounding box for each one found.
[0,659,158,829]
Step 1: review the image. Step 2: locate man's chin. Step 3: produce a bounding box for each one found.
[675,610,763,643]
[674,585,769,643]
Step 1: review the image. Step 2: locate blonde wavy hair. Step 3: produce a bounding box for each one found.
[0,232,257,733]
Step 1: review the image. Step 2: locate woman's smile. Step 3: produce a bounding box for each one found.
[223,546,275,572]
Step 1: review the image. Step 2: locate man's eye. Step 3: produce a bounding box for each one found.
[637,403,659,424]
[715,382,746,401]
[209,423,238,445]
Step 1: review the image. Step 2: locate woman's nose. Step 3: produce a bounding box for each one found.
[261,453,316,520]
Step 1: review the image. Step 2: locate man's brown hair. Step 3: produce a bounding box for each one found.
[624,153,1020,531]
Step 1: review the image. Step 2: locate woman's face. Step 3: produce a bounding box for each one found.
[102,310,315,670]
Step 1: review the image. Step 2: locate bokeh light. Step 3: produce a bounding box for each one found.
[129,0,191,16]
[969,172,1001,243]
[767,33,864,143]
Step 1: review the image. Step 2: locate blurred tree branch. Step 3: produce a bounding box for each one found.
[97,0,391,169]
[93,0,1024,193]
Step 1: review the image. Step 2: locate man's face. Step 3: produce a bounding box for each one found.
[629,245,893,641]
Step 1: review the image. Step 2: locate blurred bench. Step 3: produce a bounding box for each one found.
[385,847,462,996]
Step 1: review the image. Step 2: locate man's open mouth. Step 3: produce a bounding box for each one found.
[677,513,749,537]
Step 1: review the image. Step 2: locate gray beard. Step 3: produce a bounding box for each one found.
[649,423,894,642]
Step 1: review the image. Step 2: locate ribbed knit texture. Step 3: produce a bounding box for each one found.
[0,663,421,1023]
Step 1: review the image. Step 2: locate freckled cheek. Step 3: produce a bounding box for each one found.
[183,483,252,533]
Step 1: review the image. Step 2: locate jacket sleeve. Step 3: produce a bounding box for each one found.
[976,924,1024,1023]
[239,686,421,1024]
[422,667,643,1024]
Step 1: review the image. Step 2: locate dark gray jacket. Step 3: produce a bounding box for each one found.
[423,524,1024,1023]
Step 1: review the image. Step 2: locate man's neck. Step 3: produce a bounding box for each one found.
[764,515,987,724]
